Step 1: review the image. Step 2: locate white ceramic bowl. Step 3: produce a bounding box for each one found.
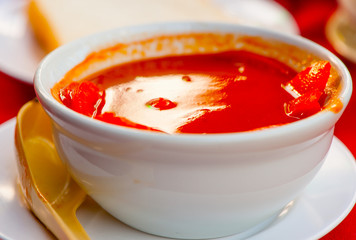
[34,22,352,239]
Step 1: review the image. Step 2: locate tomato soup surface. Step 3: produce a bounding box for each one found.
[54,50,320,134]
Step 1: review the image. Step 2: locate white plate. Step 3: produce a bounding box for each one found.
[0,0,45,83]
[0,0,299,84]
[0,118,355,240]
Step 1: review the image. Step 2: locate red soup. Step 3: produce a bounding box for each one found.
[53,50,331,134]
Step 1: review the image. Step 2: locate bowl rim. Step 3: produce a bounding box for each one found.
[34,22,353,146]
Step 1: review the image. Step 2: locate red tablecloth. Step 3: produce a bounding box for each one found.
[0,0,355,239]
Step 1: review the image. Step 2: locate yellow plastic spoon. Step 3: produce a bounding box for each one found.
[15,99,90,240]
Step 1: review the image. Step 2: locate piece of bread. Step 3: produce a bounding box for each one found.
[28,0,237,52]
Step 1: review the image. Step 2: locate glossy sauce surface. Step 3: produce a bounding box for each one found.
[73,50,299,133]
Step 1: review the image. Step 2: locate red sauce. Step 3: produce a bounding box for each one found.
[55,50,329,134]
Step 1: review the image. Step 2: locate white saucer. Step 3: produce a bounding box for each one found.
[0,0,299,84]
[0,118,355,240]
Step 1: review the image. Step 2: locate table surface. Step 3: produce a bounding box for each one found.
[0,0,355,239]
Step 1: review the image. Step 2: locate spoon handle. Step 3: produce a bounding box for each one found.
[51,180,89,240]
